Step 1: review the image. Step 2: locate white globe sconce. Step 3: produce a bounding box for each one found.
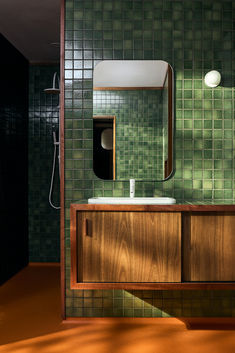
[204,70,221,88]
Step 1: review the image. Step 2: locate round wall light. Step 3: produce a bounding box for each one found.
[204,70,221,88]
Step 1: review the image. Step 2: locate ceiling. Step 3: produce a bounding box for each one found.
[0,0,61,63]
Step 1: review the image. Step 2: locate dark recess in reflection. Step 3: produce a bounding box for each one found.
[93,118,114,180]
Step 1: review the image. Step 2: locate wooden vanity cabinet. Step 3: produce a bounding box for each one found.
[77,211,181,283]
[183,212,235,282]
[70,205,235,290]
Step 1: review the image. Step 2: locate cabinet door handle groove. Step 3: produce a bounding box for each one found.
[85,218,92,237]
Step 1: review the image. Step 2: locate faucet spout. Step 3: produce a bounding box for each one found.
[130,179,135,198]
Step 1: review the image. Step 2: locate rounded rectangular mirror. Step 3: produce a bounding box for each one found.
[93,60,174,181]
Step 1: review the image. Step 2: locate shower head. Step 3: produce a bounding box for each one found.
[44,72,60,94]
[44,88,60,94]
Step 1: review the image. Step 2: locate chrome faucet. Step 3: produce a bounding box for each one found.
[130,179,135,198]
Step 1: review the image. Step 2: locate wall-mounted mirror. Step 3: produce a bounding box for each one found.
[93,60,174,181]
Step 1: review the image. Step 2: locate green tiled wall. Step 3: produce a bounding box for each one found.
[94,89,165,180]
[64,0,235,317]
[28,65,60,262]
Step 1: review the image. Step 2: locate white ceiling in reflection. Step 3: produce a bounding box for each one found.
[94,60,169,88]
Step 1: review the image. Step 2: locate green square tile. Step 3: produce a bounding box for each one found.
[63,0,235,319]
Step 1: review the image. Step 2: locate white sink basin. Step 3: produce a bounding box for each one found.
[88,197,176,205]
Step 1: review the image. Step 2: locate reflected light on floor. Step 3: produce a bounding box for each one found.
[1,264,235,353]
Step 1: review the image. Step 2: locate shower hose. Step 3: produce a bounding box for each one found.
[49,133,60,210]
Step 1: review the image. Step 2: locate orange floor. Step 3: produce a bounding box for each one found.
[1,264,235,353]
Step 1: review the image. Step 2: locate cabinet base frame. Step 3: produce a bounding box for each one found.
[71,282,235,290]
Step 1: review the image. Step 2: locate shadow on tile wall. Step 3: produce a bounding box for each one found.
[65,289,235,317]
[28,65,60,262]
[64,0,235,317]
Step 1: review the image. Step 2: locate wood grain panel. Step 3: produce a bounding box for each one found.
[190,213,235,281]
[70,204,78,288]
[70,204,235,212]
[60,0,65,320]
[79,212,181,283]
[70,205,235,289]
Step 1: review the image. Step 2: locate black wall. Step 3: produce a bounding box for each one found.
[0,34,29,284]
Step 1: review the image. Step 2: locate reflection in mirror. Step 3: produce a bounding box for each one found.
[101,128,113,150]
[93,116,116,180]
[93,60,173,181]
